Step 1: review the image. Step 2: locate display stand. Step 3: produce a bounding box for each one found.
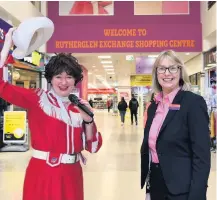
[0,111,29,152]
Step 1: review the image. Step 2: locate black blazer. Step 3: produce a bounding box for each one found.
[140,90,211,200]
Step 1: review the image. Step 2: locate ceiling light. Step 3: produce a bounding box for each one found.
[148,55,158,58]
[92,65,96,68]
[101,61,112,64]
[104,68,114,71]
[107,72,115,74]
[103,65,113,68]
[185,53,190,55]
[98,56,111,59]
[88,72,92,74]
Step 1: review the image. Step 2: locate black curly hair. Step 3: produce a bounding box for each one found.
[44,53,83,86]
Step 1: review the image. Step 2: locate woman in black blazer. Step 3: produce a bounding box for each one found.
[141,50,210,200]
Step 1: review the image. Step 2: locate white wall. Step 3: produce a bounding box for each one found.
[200,2,216,51]
[0,7,20,26]
[117,75,130,87]
[185,54,203,76]
[201,2,216,39]
[0,1,43,23]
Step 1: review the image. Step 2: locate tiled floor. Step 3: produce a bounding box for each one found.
[0,111,216,200]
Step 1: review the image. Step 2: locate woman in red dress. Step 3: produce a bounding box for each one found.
[0,28,102,200]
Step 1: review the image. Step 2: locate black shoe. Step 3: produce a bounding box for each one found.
[136,122,138,125]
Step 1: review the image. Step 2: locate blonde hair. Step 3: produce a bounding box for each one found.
[152,50,191,93]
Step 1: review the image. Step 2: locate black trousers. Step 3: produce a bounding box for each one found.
[130,110,137,123]
[149,163,189,200]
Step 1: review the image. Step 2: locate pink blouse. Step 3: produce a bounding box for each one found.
[148,87,180,163]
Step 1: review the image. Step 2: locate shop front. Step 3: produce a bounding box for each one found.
[189,72,201,95]
[88,88,117,110]
[9,60,42,111]
[203,46,216,151]
[203,46,216,108]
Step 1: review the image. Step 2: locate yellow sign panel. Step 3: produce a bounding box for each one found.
[130,75,152,86]
[32,51,41,66]
[3,111,27,142]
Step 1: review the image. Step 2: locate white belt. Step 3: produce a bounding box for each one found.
[32,149,80,166]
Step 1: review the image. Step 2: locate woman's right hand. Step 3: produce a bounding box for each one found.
[0,27,16,68]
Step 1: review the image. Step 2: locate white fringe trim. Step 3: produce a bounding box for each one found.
[91,132,99,153]
[82,132,86,149]
[36,89,82,128]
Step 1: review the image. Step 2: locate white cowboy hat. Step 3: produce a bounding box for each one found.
[12,17,54,59]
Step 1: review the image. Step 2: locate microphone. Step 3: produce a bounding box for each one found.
[68,94,94,118]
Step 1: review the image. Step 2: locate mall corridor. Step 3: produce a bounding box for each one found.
[0,111,216,200]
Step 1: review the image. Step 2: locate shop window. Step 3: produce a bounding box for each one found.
[189,72,201,88]
[204,47,216,69]
[11,67,41,111]
[208,1,216,10]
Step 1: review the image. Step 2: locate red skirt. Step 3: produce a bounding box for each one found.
[23,158,83,200]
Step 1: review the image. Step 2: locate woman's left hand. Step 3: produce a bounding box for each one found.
[75,98,94,122]
[0,28,16,68]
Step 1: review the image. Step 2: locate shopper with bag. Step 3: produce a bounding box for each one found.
[140,50,210,200]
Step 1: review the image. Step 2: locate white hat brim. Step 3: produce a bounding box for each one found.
[12,48,29,60]
[12,17,54,60]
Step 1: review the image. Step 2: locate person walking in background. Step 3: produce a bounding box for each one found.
[106,98,112,113]
[117,97,128,126]
[141,50,210,200]
[129,94,139,125]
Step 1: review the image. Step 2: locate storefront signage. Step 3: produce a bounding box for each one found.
[130,75,152,86]
[88,88,116,94]
[120,92,130,100]
[0,18,12,51]
[0,28,4,41]
[3,111,27,144]
[204,47,216,69]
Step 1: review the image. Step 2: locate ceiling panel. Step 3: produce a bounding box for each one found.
[72,52,200,89]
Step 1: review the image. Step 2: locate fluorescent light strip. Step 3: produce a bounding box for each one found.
[107,72,115,74]
[148,55,158,58]
[101,61,112,64]
[103,65,113,68]
[104,68,114,71]
[98,56,111,59]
